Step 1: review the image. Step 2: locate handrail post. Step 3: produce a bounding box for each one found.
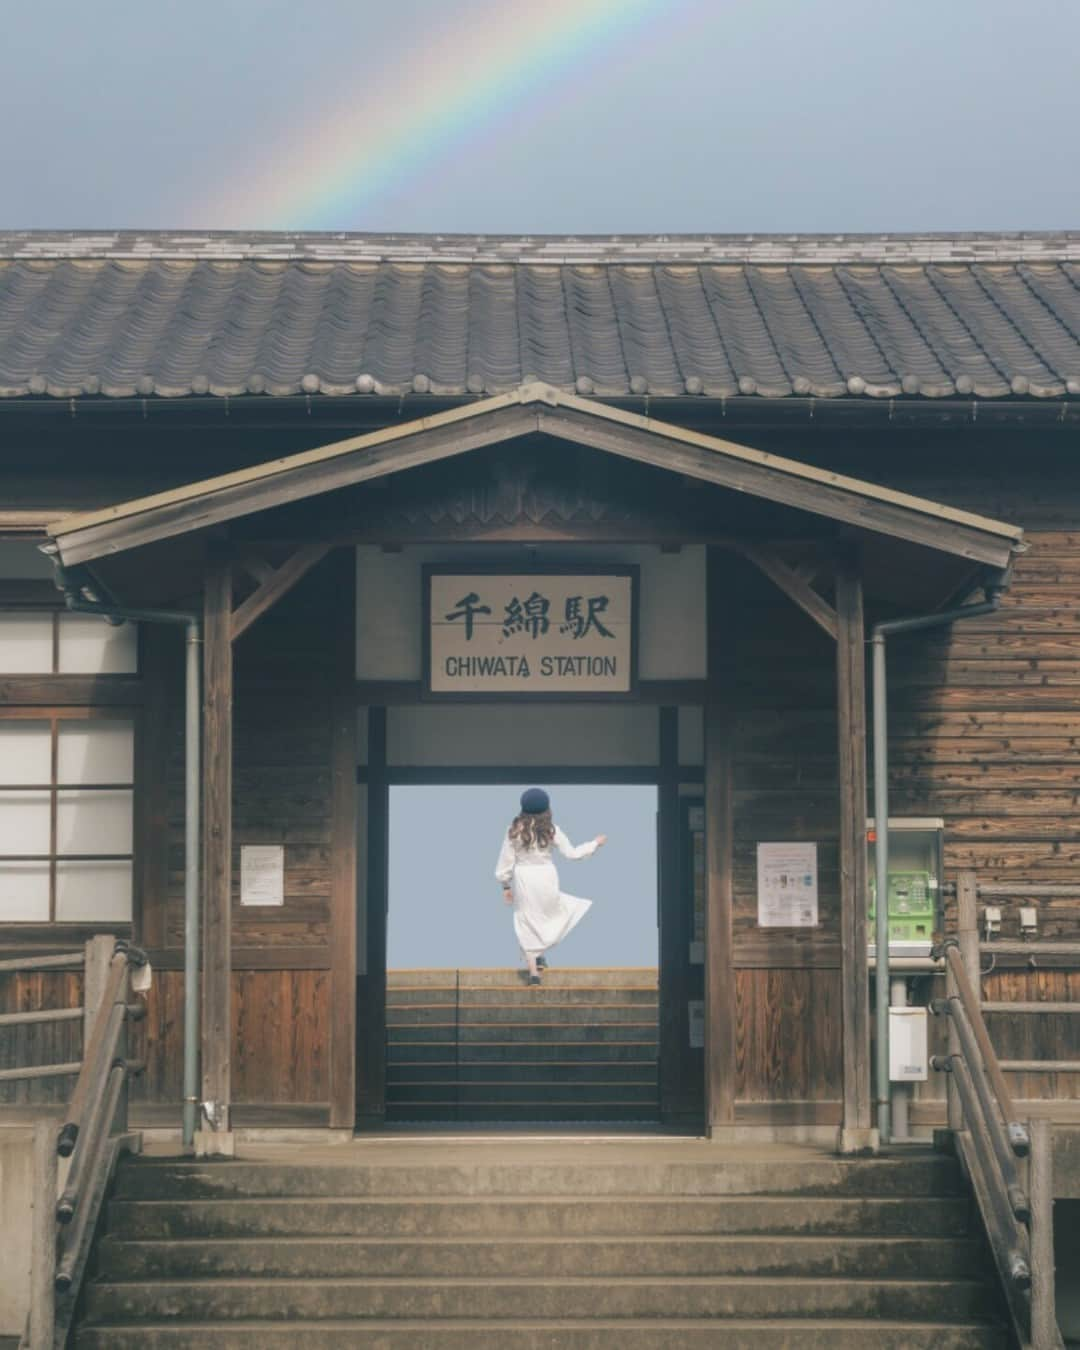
[82,936,113,1058]
[1029,1118,1058,1349]
[28,1118,57,1350]
[956,871,981,988]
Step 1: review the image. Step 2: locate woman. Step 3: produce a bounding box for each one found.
[494,788,607,984]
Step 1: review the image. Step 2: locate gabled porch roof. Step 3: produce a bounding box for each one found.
[47,383,1024,579]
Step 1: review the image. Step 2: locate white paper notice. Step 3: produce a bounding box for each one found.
[756,842,818,928]
[240,845,284,907]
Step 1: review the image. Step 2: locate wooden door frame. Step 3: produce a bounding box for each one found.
[353,714,703,1130]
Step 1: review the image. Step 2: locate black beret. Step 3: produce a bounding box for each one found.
[520,787,550,815]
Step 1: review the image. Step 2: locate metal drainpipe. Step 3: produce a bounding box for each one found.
[41,551,203,1149]
[871,584,1003,1144]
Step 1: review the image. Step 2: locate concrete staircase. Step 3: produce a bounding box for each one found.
[386,968,660,1124]
[73,1142,1008,1347]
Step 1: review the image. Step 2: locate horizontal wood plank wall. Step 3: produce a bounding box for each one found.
[0,971,83,1105]
[884,526,1080,1105]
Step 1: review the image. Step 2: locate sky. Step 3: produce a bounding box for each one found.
[2,0,1078,233]
[388,785,659,968]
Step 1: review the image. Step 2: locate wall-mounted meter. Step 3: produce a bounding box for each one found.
[866,817,944,958]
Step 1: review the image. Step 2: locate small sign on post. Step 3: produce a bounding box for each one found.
[424,567,637,699]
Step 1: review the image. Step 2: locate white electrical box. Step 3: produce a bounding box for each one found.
[888,1007,929,1081]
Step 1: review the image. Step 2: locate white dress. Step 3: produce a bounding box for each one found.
[494,825,600,959]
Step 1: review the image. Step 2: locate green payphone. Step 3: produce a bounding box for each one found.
[866,817,944,957]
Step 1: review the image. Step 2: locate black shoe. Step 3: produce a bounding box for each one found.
[536,955,548,970]
[529,973,542,986]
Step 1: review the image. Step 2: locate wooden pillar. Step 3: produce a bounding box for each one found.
[704,547,736,1134]
[198,550,234,1154]
[657,706,683,1120]
[329,551,358,1129]
[836,552,875,1151]
[356,706,388,1126]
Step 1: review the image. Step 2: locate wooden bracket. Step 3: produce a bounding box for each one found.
[230,542,330,642]
[738,544,838,641]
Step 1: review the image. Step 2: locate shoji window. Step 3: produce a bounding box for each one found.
[0,611,138,674]
[0,712,136,922]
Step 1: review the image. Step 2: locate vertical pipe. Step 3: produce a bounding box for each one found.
[872,631,891,1144]
[182,619,202,1149]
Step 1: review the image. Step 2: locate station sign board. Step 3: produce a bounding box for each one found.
[424,566,638,698]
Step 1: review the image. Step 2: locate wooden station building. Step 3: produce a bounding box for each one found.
[1,230,1079,1151]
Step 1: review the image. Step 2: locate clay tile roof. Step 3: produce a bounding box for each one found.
[1,231,1078,401]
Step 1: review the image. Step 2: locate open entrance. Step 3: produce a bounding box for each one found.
[385,784,660,1125]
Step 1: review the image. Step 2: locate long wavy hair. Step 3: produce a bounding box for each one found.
[509,808,555,851]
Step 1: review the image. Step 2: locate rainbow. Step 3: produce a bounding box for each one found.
[211,0,674,229]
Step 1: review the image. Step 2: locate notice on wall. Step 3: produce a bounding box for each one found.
[756,841,818,928]
[240,845,284,907]
[425,569,636,697]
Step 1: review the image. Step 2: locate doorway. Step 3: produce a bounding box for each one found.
[385,784,659,1124]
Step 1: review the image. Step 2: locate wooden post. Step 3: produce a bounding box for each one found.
[1029,1117,1058,1349]
[329,551,358,1130]
[27,1117,57,1350]
[956,871,981,987]
[657,706,683,1121]
[835,554,875,1152]
[82,936,113,1052]
[357,706,388,1126]
[198,550,234,1155]
[949,871,980,1137]
[704,547,736,1134]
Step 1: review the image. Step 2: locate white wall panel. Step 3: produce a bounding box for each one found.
[387,703,658,768]
[356,545,706,682]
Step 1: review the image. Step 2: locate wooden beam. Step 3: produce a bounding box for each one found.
[235,549,276,586]
[739,545,838,640]
[537,406,1017,569]
[329,551,358,1130]
[835,552,873,1150]
[230,542,330,641]
[704,546,737,1132]
[353,679,710,707]
[54,404,539,565]
[200,549,234,1149]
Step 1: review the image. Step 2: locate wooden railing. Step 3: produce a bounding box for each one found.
[930,870,1065,1350]
[1,936,147,1350]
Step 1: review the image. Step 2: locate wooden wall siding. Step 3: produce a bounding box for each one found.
[734,969,842,1101]
[0,972,83,1104]
[888,531,1080,923]
[130,969,330,1107]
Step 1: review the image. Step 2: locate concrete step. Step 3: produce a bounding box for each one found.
[388,987,660,1006]
[389,968,659,990]
[387,1041,659,1063]
[386,1063,659,1084]
[113,1155,963,1201]
[392,1023,658,1044]
[73,1317,1007,1349]
[97,1233,988,1281]
[104,1195,974,1240]
[83,1275,995,1323]
[388,1005,658,1025]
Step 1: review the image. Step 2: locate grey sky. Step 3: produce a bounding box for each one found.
[388,786,659,968]
[2,0,1078,232]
